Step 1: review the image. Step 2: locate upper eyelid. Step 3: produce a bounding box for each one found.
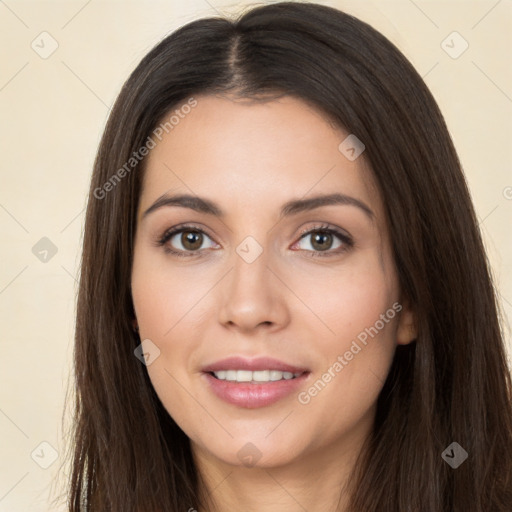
[159,223,216,243]
[297,223,351,239]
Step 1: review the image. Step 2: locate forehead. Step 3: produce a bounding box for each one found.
[140,93,382,221]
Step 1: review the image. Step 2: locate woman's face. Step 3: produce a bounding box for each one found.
[131,94,416,470]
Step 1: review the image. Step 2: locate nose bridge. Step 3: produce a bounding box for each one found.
[228,218,272,285]
[216,232,287,330]
[229,235,273,301]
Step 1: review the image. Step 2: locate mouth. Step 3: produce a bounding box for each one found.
[201,356,311,408]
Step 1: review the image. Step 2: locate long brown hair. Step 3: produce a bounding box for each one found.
[61,2,512,510]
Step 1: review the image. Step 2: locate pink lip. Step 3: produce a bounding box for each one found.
[203,373,309,408]
[202,356,310,409]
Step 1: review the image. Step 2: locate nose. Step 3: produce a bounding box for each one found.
[217,244,290,334]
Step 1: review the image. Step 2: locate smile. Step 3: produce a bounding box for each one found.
[210,369,303,382]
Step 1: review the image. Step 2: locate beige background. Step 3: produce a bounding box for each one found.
[0,0,511,510]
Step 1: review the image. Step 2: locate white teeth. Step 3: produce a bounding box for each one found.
[225,370,237,381]
[212,369,302,382]
[252,370,270,381]
[236,370,252,382]
[269,370,283,381]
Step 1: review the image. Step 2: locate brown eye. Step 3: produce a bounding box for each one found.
[296,229,344,253]
[179,230,203,251]
[309,231,334,251]
[157,225,218,257]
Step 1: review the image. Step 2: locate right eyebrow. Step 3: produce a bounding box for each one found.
[142,193,223,219]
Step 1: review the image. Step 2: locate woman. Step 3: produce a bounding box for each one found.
[65,2,512,510]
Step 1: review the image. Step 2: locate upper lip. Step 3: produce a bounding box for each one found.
[202,356,309,374]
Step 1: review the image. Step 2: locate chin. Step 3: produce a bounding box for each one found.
[193,434,306,470]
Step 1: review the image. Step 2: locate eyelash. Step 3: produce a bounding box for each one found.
[155,223,354,259]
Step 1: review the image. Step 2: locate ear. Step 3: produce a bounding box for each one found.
[132,318,139,332]
[396,300,417,345]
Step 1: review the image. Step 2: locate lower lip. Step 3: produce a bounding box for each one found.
[203,372,309,408]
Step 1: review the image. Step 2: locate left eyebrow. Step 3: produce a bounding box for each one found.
[279,193,374,220]
[142,192,374,221]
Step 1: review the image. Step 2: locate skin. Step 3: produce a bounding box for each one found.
[131,94,416,512]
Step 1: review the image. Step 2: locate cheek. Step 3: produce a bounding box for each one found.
[131,248,209,340]
[131,254,204,435]
[294,258,399,430]
[331,271,397,350]
[131,248,215,407]
[291,254,398,353]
